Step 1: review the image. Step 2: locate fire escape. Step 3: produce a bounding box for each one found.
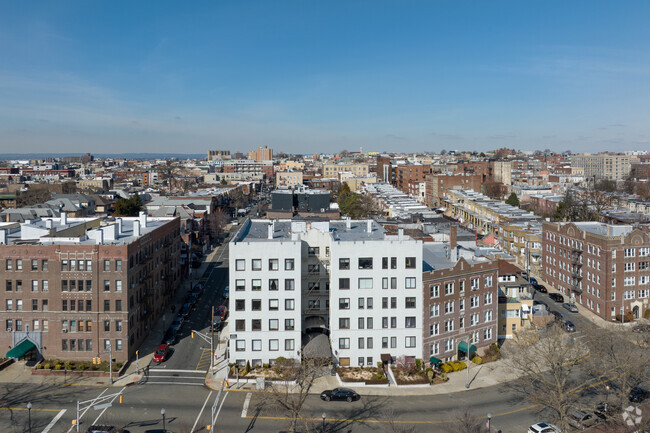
[570,246,583,296]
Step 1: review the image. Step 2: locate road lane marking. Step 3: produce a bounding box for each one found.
[241,393,251,418]
[90,388,125,427]
[41,409,66,433]
[142,381,206,386]
[148,369,206,374]
[190,390,212,433]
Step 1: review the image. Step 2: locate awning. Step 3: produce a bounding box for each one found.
[458,341,477,354]
[429,357,443,366]
[6,339,36,358]
[521,304,531,312]
[380,353,392,363]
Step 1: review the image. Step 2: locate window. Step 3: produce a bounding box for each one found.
[358,278,373,289]
[339,318,350,329]
[470,296,480,308]
[624,248,636,258]
[285,319,295,330]
[104,260,110,271]
[405,277,416,289]
[284,299,295,310]
[115,260,121,271]
[235,299,245,311]
[42,280,48,292]
[339,298,350,309]
[339,278,350,290]
[430,304,440,317]
[382,257,389,269]
[444,320,454,332]
[235,320,246,331]
[78,260,85,271]
[284,258,295,270]
[367,297,373,309]
[269,319,279,330]
[430,285,440,298]
[285,339,295,351]
[235,340,245,351]
[484,293,493,305]
[358,258,373,269]
[115,300,122,311]
[391,336,397,348]
[285,279,295,291]
[104,320,110,332]
[236,279,245,291]
[391,257,397,269]
[405,317,416,328]
[252,299,262,311]
[391,297,397,309]
[62,300,67,311]
[115,321,122,332]
[367,317,373,329]
[252,279,262,291]
[268,279,279,291]
[5,259,12,270]
[70,280,76,291]
[405,257,416,269]
[31,259,38,271]
[269,339,279,351]
[484,275,493,287]
[308,247,320,256]
[471,278,480,290]
[405,297,416,308]
[391,277,397,289]
[339,338,350,349]
[32,280,38,291]
[391,317,397,328]
[269,299,279,311]
[235,259,245,271]
[115,280,122,292]
[445,301,454,314]
[42,299,48,311]
[484,328,493,340]
[624,277,636,286]
[358,297,364,309]
[32,299,38,311]
[16,259,22,270]
[103,280,110,292]
[430,323,439,336]
[252,320,262,331]
[252,259,262,271]
[382,277,388,289]
[445,283,454,295]
[269,259,279,270]
[484,311,493,322]
[405,336,416,348]
[5,281,11,291]
[5,300,12,310]
[15,280,22,291]
[339,258,350,270]
[85,280,92,291]
[367,338,373,349]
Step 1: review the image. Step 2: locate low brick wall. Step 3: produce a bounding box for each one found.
[0,358,15,372]
[32,363,127,378]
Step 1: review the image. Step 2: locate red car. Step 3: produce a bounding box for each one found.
[153,344,170,363]
[218,305,228,320]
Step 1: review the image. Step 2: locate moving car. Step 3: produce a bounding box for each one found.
[562,320,576,332]
[320,388,360,402]
[567,410,600,430]
[562,303,578,313]
[527,422,561,433]
[549,293,564,303]
[153,344,170,363]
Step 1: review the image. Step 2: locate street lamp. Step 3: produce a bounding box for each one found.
[487,413,492,433]
[161,408,166,431]
[27,402,32,433]
[321,412,326,432]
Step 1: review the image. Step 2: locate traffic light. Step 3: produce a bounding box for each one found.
[119,395,123,404]
[191,331,194,339]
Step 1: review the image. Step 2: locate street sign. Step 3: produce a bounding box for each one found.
[93,403,112,410]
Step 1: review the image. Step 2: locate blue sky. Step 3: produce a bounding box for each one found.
[2,1,650,155]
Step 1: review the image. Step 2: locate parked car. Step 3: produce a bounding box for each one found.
[223,285,229,298]
[629,385,649,403]
[161,328,178,346]
[567,410,600,430]
[320,388,360,402]
[562,320,576,332]
[562,303,578,313]
[171,316,184,332]
[551,311,563,321]
[218,305,228,320]
[87,426,128,433]
[180,305,190,318]
[529,277,538,285]
[534,284,548,293]
[595,401,619,419]
[210,317,222,332]
[527,422,561,433]
[153,344,171,363]
[549,293,564,303]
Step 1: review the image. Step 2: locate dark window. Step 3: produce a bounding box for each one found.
[104,320,110,332]
[5,281,11,291]
[86,280,92,291]
[252,319,262,331]
[405,317,416,328]
[405,257,416,269]
[382,257,389,269]
[115,300,122,311]
[252,299,262,311]
[391,297,397,309]
[339,278,350,290]
[86,300,92,311]
[235,299,245,311]
[391,257,397,269]
[269,279,278,291]
[405,297,416,308]
[70,280,76,291]
[62,300,68,311]
[339,258,350,270]
[32,299,38,311]
[358,258,373,269]
[235,320,245,331]
[103,300,110,312]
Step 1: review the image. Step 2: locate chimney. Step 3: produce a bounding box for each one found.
[133,220,141,237]
[0,230,6,245]
[398,228,404,240]
[268,223,273,240]
[45,219,53,229]
[116,218,123,234]
[139,211,147,228]
[61,212,67,225]
[346,217,351,230]
[366,220,372,233]
[450,224,457,250]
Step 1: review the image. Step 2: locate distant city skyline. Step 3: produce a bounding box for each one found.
[2,1,650,154]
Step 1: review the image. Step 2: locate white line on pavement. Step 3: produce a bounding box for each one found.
[241,393,252,418]
[149,369,207,374]
[190,390,212,433]
[41,409,66,433]
[141,381,206,386]
[91,388,125,427]
[214,389,229,424]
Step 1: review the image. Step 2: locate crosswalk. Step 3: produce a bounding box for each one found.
[140,367,207,386]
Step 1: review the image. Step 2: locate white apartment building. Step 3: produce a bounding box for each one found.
[228,218,423,368]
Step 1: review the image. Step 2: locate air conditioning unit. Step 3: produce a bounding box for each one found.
[6,328,12,332]
[62,329,68,333]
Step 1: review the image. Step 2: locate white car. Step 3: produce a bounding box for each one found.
[528,422,561,433]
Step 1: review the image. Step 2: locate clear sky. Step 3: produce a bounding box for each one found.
[2,1,650,155]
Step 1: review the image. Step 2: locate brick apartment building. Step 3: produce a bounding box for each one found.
[542,221,650,321]
[424,173,483,208]
[1,212,182,363]
[395,165,431,195]
[422,227,499,364]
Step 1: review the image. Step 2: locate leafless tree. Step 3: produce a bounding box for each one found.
[502,324,591,432]
[384,407,418,433]
[449,406,487,433]
[206,207,229,243]
[267,356,330,433]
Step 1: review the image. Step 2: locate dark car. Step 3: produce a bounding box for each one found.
[595,401,620,419]
[161,328,178,345]
[529,277,538,285]
[218,305,228,320]
[534,284,548,293]
[153,344,170,363]
[629,386,649,403]
[549,293,564,303]
[87,426,129,433]
[210,317,222,331]
[562,320,576,332]
[320,388,360,402]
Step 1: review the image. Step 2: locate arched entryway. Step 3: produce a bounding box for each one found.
[633,305,640,319]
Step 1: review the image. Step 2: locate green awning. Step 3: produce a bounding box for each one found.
[458,341,477,354]
[6,339,36,358]
[429,357,442,365]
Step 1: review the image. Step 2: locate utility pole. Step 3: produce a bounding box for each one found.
[211,306,215,371]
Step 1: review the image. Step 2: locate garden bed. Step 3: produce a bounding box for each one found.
[33,359,124,377]
[337,367,388,385]
[390,366,430,385]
